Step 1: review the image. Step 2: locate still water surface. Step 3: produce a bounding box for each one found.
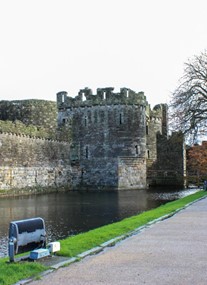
[0,188,198,257]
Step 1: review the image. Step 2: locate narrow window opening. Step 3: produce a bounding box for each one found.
[126,90,129,98]
[85,146,89,159]
[135,145,138,155]
[146,125,148,135]
[94,111,97,124]
[62,94,65,103]
[84,116,87,126]
[62,118,66,125]
[147,150,150,158]
[120,113,123,124]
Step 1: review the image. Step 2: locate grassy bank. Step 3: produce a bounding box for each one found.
[0,190,206,285]
[0,260,47,285]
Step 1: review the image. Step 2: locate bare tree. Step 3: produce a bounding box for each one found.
[170,50,207,143]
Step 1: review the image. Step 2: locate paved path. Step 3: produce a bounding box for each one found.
[30,197,207,285]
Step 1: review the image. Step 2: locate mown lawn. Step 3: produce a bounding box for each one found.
[0,259,47,285]
[0,190,206,285]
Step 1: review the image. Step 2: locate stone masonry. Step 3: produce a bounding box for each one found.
[57,87,185,190]
[0,88,185,192]
[0,133,72,190]
[57,87,147,190]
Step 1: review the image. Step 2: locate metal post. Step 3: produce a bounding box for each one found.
[8,238,15,262]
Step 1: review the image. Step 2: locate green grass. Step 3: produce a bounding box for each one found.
[58,190,207,257]
[0,259,47,285]
[0,190,206,285]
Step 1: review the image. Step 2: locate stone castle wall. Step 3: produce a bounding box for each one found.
[57,88,148,190]
[118,157,146,189]
[0,133,69,167]
[0,87,185,193]
[147,132,185,187]
[75,157,146,190]
[145,103,185,187]
[0,133,75,191]
[0,99,57,139]
[146,104,168,161]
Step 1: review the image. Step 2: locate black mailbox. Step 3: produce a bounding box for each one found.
[8,217,46,262]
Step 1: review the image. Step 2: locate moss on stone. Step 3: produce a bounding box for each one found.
[0,120,56,139]
[0,99,58,139]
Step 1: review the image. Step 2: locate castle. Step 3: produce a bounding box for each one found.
[57,87,185,190]
[0,88,185,193]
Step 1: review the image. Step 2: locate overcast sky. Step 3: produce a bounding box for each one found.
[0,0,206,107]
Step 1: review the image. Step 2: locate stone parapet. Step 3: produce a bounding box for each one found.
[57,88,147,110]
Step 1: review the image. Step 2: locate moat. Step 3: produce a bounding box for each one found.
[0,188,198,257]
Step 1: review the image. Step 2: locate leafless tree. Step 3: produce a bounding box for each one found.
[170,50,207,143]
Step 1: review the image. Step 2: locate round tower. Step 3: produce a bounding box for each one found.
[57,87,148,190]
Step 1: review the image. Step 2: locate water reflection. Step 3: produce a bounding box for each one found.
[0,188,198,257]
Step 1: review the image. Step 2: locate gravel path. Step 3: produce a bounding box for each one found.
[30,197,207,285]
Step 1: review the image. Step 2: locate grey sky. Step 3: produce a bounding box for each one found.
[0,0,206,107]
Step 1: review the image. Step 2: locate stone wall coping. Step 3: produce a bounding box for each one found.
[0,131,69,145]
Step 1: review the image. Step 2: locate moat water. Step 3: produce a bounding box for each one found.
[0,188,198,257]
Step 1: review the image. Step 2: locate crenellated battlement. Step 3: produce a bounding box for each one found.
[0,131,69,145]
[146,104,167,119]
[57,87,147,109]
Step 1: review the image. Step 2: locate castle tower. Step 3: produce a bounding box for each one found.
[57,87,148,190]
[146,103,168,161]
